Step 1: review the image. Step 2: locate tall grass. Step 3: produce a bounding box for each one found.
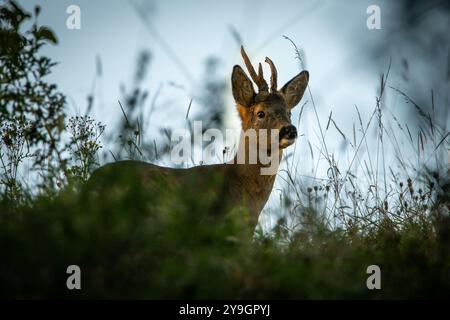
[268,38,450,241]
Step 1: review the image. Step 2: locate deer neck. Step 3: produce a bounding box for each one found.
[230,144,282,179]
[226,135,282,216]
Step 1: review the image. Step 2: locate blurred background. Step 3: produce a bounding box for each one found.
[2,0,450,298]
[16,0,450,230]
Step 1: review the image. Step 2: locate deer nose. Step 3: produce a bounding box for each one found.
[280,125,297,140]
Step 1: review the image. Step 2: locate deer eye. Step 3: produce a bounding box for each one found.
[257,111,265,119]
[288,111,292,118]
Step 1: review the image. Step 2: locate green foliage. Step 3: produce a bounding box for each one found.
[66,116,105,184]
[0,1,105,198]
[0,176,449,299]
[0,0,65,197]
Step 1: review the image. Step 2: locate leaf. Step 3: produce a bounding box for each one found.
[331,119,346,141]
[36,26,58,44]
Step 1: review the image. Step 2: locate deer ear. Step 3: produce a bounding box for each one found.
[280,71,309,109]
[232,65,255,107]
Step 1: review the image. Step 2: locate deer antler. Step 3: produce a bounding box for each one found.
[265,57,278,92]
[240,46,268,92]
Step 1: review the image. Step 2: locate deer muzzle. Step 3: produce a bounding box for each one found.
[279,125,298,148]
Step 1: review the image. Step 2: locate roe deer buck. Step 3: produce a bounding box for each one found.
[88,46,309,230]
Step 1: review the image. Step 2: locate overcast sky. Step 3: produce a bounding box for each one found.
[19,0,394,147]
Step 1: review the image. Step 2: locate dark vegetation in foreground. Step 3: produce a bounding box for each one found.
[1,173,450,299]
[1,1,450,298]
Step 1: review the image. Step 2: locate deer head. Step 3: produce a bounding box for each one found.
[231,46,309,152]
